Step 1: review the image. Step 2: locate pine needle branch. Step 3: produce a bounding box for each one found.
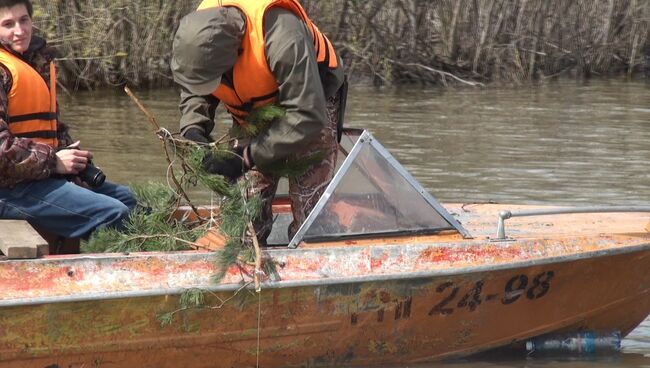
[116,95,297,318]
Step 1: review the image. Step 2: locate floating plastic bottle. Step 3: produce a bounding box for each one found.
[525,331,622,355]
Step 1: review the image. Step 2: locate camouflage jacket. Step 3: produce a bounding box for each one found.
[0,36,73,188]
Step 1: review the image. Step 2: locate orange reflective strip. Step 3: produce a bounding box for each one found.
[316,33,326,62]
[9,120,58,134]
[289,0,309,20]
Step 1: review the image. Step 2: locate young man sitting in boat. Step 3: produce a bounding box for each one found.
[171,0,346,245]
[0,0,135,241]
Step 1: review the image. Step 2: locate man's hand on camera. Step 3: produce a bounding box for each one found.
[202,146,253,181]
[55,141,92,175]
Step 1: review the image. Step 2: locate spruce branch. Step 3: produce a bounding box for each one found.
[81,183,208,253]
[114,95,296,315]
[230,104,285,138]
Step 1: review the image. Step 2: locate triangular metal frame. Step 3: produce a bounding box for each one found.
[287,130,471,248]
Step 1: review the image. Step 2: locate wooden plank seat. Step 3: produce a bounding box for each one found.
[0,220,49,259]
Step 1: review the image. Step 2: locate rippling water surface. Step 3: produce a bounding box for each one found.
[60,79,650,367]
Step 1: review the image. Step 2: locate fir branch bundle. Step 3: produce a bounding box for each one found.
[81,182,205,253]
[184,145,233,196]
[190,164,264,282]
[120,97,320,326]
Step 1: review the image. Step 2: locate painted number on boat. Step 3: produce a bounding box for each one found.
[428,270,555,316]
[350,297,413,326]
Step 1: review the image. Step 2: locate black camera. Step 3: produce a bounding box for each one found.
[78,161,106,188]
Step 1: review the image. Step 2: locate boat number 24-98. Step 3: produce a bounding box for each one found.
[429,270,555,316]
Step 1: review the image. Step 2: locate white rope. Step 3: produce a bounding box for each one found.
[256,289,262,368]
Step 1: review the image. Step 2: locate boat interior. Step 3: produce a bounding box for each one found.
[3,128,650,261]
[0,129,471,259]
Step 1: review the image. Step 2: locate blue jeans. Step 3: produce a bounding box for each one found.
[0,178,136,238]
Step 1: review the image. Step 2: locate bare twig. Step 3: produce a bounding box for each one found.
[124,86,160,131]
[123,86,203,221]
[385,58,484,86]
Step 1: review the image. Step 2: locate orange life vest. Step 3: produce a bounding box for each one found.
[198,0,338,125]
[0,48,58,147]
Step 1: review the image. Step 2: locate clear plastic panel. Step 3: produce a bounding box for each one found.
[302,139,453,241]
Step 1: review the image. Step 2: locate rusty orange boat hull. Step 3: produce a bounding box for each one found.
[1,204,649,367]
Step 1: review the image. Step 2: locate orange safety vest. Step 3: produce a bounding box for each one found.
[0,48,58,147]
[198,0,338,125]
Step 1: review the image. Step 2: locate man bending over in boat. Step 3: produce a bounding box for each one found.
[171,0,346,244]
[0,0,135,240]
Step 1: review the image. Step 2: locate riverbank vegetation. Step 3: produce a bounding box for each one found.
[33,0,650,89]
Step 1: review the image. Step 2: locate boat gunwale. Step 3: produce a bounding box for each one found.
[1,240,648,308]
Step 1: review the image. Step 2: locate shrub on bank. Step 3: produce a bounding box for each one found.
[32,0,650,89]
[33,0,196,90]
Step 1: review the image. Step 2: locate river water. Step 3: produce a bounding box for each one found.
[59,79,650,367]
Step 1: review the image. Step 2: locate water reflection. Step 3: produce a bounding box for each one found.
[59,79,650,367]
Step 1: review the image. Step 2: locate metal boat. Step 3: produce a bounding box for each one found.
[1,130,648,367]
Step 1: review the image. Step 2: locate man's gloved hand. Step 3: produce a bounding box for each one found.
[202,145,253,181]
[183,127,213,144]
